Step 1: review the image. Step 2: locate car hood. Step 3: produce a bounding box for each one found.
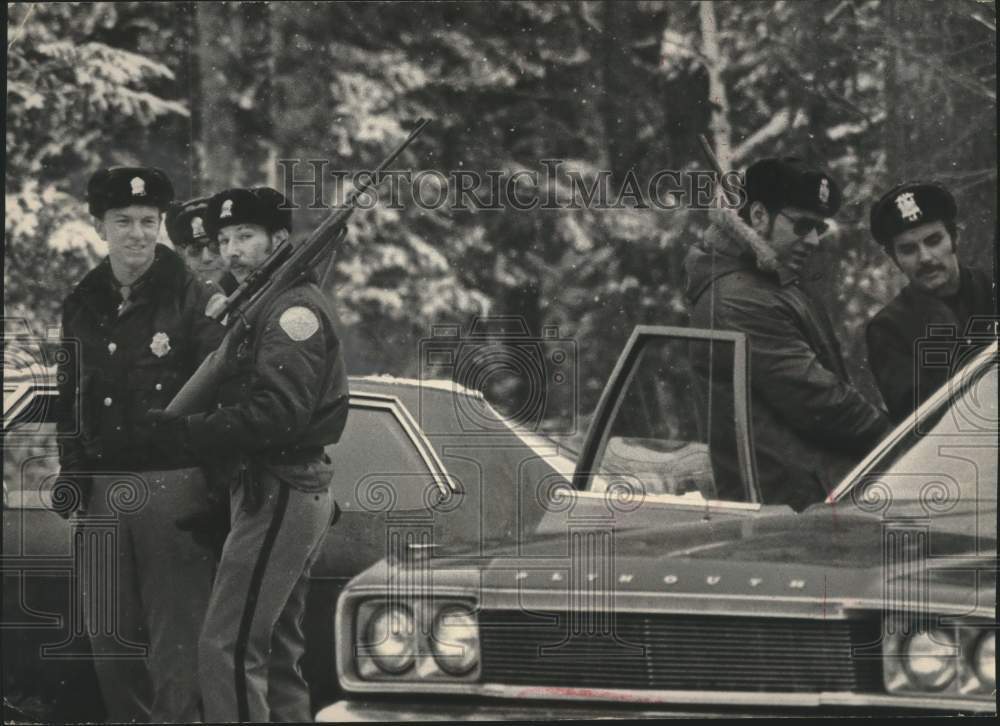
[355,498,996,614]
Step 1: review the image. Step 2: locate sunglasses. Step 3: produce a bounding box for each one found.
[178,240,221,256]
[778,212,828,237]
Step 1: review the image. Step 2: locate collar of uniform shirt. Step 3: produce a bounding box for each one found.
[110,255,158,312]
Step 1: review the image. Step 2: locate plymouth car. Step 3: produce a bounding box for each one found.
[319,329,997,719]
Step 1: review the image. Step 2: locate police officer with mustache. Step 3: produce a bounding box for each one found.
[867,182,996,422]
[147,186,349,722]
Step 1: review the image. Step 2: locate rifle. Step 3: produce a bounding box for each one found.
[166,118,429,415]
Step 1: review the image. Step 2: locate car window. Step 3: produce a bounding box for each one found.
[588,336,750,503]
[329,404,438,510]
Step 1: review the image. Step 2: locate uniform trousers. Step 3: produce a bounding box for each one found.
[80,469,216,723]
[199,464,334,722]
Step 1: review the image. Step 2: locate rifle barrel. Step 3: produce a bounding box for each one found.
[167,118,429,416]
[345,118,430,207]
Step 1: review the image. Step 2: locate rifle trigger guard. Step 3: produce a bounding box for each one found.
[233,310,251,333]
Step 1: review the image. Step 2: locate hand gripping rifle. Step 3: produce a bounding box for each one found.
[166,118,429,415]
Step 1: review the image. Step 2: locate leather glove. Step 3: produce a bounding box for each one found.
[51,470,92,519]
[143,408,200,468]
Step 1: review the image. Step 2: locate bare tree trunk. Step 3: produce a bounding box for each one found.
[883,0,906,184]
[195,2,275,190]
[186,1,203,195]
[602,0,638,183]
[196,2,238,190]
[238,1,275,186]
[700,1,732,170]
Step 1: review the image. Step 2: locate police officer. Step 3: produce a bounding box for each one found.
[684,158,891,509]
[867,182,996,422]
[54,166,226,721]
[165,196,239,309]
[149,186,349,721]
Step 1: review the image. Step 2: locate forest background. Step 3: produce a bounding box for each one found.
[5,0,997,445]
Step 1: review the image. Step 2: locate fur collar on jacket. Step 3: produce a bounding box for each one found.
[702,207,780,273]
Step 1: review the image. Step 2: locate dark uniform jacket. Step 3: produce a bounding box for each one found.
[683,220,891,510]
[866,265,996,423]
[56,245,226,478]
[185,276,349,493]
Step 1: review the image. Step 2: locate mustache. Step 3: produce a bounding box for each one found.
[917,262,944,274]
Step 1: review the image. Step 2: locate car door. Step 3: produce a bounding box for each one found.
[534,326,792,535]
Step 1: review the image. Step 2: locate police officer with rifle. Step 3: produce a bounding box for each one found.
[147,120,427,721]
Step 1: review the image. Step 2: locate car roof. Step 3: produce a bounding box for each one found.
[348,374,484,400]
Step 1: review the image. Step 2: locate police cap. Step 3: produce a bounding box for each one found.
[744,157,842,218]
[869,181,957,247]
[165,196,212,247]
[205,187,293,237]
[87,166,174,218]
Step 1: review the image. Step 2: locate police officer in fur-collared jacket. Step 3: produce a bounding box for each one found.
[54,165,226,722]
[147,185,349,722]
[683,158,891,510]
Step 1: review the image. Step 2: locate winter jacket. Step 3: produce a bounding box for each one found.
[56,245,226,476]
[866,265,996,423]
[683,212,891,510]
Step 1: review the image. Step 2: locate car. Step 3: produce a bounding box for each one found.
[320,327,997,719]
[1,367,577,722]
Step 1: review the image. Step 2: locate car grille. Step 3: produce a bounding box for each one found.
[479,610,883,692]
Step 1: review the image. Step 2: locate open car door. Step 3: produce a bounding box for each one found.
[534,325,794,535]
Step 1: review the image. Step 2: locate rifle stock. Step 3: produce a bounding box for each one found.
[165,118,429,416]
[165,330,242,415]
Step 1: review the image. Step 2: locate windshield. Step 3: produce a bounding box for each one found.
[836,357,997,519]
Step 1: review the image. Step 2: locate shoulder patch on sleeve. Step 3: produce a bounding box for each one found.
[278,306,320,341]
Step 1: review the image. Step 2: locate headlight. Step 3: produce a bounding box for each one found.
[973,633,995,688]
[365,604,416,674]
[431,605,480,675]
[903,630,957,690]
[352,598,480,682]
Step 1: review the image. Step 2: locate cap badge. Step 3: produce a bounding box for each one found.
[191,216,205,237]
[894,191,922,222]
[818,178,830,205]
[130,177,146,197]
[150,332,171,358]
[220,199,234,219]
